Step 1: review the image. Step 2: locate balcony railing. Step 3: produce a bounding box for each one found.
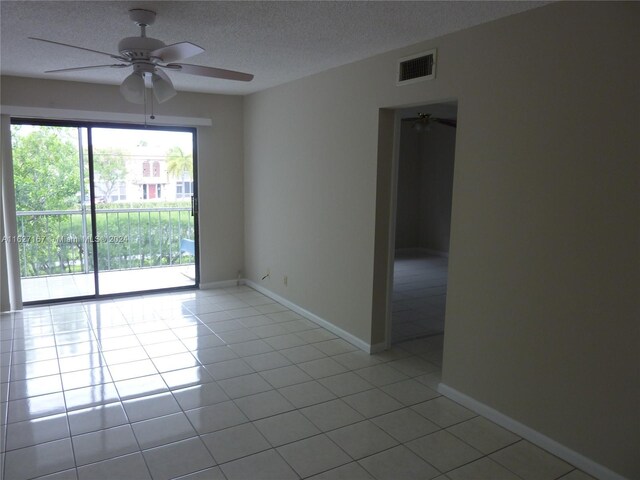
[16,207,195,278]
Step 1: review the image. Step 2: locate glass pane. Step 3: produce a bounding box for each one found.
[12,125,95,302]
[91,127,195,295]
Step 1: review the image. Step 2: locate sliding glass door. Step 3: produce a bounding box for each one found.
[11,120,198,303]
[91,127,197,295]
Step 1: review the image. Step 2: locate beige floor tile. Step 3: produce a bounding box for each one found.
[490,441,573,480]
[201,423,270,464]
[327,420,398,459]
[447,457,520,480]
[407,430,483,472]
[359,445,440,480]
[446,416,520,454]
[220,449,298,480]
[277,434,351,478]
[411,396,476,427]
[371,407,440,442]
[309,462,374,479]
[300,399,364,432]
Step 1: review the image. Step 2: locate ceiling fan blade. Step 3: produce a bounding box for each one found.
[45,64,129,73]
[151,42,204,63]
[433,118,457,128]
[29,37,128,62]
[165,63,254,82]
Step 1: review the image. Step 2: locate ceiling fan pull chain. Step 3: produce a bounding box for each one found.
[143,85,148,127]
[150,89,155,120]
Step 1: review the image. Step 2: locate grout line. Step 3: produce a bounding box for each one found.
[5,286,587,480]
[55,306,88,479]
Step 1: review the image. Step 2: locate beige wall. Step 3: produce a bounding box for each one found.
[244,3,639,478]
[1,76,245,286]
[394,121,421,249]
[418,123,455,253]
[395,121,455,253]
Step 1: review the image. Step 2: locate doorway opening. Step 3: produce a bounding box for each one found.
[10,119,199,304]
[372,101,458,362]
[391,103,457,346]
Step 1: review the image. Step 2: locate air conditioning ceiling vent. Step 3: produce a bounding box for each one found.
[397,50,436,85]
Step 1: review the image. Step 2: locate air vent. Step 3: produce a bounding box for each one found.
[397,50,436,85]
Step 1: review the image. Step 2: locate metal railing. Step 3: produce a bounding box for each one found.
[16,207,194,278]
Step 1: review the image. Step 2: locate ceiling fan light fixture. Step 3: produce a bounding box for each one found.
[413,116,431,133]
[31,8,254,106]
[120,71,145,104]
[152,71,177,103]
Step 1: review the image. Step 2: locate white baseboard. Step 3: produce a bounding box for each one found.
[437,383,627,480]
[423,248,449,258]
[395,247,449,258]
[245,280,374,353]
[199,279,243,290]
[370,342,388,354]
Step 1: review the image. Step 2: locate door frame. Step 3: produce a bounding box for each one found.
[373,100,459,350]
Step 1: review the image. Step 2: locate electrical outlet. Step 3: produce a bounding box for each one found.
[283,275,288,286]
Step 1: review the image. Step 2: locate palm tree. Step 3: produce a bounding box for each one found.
[166,146,193,180]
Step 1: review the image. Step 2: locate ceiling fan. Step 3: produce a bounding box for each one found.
[409,113,457,132]
[30,8,254,104]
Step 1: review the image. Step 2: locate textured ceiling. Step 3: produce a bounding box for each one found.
[1,1,545,96]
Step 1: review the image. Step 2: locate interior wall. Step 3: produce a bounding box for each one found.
[393,122,421,249]
[395,121,455,253]
[244,3,640,478]
[418,122,455,253]
[0,76,245,286]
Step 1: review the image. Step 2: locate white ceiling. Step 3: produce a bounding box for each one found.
[1,1,545,96]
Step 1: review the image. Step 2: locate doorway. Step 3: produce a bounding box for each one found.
[391,103,457,345]
[11,120,199,303]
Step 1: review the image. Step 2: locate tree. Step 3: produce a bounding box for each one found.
[11,125,83,276]
[93,148,127,201]
[12,125,80,211]
[166,146,193,180]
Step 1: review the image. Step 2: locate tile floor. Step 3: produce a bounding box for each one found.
[392,252,449,343]
[1,286,593,479]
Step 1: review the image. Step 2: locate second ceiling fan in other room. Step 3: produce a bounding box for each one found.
[409,113,457,133]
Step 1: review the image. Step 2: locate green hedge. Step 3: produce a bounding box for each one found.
[16,208,195,277]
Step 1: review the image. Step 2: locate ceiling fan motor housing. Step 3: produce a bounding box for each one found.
[118,37,166,61]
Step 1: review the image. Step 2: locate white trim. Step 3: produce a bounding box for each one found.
[1,115,23,311]
[396,247,449,258]
[369,342,387,354]
[199,279,243,290]
[1,105,212,127]
[245,280,373,353]
[437,383,628,480]
[383,110,403,350]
